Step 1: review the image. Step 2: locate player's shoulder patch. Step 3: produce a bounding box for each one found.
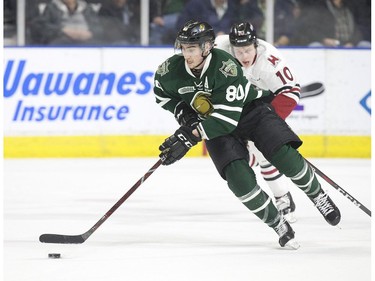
[156,59,170,77]
[219,59,238,77]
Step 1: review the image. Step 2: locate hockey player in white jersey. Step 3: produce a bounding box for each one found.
[215,22,300,222]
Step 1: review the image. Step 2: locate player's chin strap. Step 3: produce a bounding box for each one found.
[192,55,207,71]
[191,51,210,76]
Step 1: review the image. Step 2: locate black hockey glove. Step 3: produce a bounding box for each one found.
[174,102,200,128]
[159,126,201,165]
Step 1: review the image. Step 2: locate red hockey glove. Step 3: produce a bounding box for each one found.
[271,94,297,120]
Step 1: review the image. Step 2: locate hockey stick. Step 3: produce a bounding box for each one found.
[39,159,163,244]
[305,158,371,217]
[300,82,325,99]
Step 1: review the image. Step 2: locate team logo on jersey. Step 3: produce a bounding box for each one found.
[219,59,237,77]
[194,81,203,90]
[192,91,214,117]
[267,55,280,67]
[193,78,212,92]
[156,59,170,76]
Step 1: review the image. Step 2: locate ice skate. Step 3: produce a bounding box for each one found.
[310,191,341,226]
[275,191,297,223]
[273,215,300,250]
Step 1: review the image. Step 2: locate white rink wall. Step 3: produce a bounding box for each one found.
[3,47,371,158]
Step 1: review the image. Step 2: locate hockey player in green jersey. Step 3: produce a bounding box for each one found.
[153,20,341,249]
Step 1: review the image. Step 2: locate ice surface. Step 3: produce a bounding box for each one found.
[3,158,372,281]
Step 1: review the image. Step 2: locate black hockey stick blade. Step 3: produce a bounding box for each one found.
[300,82,325,99]
[39,159,163,244]
[39,233,85,244]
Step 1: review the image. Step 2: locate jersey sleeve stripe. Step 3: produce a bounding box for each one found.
[197,123,208,139]
[211,112,239,126]
[274,85,301,96]
[256,90,264,99]
[154,94,172,107]
[282,92,300,103]
[213,104,243,112]
[278,87,301,96]
[274,86,301,103]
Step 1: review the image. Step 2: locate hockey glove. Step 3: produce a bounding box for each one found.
[159,126,201,165]
[174,102,200,128]
[271,94,297,120]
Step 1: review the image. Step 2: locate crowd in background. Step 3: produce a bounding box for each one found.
[3,0,371,47]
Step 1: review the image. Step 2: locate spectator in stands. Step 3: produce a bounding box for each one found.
[236,0,264,36]
[291,0,337,46]
[326,0,368,47]
[4,0,42,45]
[255,0,266,39]
[98,0,140,45]
[149,0,186,45]
[246,0,299,46]
[347,0,371,46]
[30,0,104,45]
[273,0,300,46]
[176,0,237,36]
[4,0,17,45]
[292,0,365,47]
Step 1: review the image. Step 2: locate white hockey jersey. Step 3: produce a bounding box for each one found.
[215,35,300,108]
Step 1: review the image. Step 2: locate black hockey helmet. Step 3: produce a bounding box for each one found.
[175,20,215,50]
[229,22,258,47]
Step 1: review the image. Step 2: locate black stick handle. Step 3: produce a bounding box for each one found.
[86,159,163,236]
[39,159,163,244]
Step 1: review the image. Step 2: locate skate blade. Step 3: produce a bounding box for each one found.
[284,212,297,224]
[284,239,300,250]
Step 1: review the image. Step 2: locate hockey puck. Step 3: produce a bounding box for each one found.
[48,253,61,259]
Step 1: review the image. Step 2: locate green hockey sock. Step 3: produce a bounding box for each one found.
[224,159,280,227]
[271,145,321,198]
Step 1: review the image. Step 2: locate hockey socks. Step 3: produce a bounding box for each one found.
[270,145,321,198]
[271,145,341,225]
[224,159,280,227]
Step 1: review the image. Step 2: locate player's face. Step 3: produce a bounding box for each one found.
[233,44,257,68]
[181,43,205,69]
[62,0,77,11]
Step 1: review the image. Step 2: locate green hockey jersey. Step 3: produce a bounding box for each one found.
[154,48,265,140]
